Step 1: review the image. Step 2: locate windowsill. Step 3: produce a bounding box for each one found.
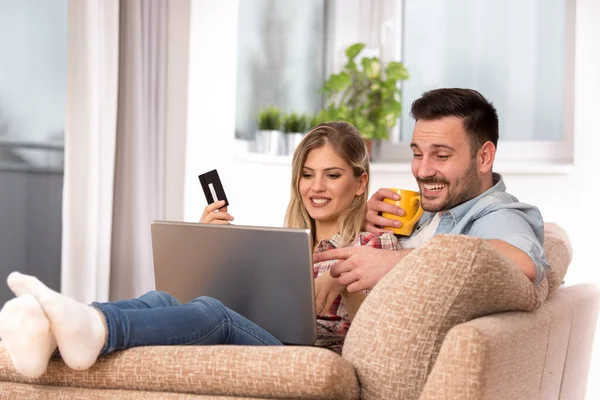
[234,144,574,175]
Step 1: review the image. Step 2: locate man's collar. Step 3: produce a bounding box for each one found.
[423,172,505,222]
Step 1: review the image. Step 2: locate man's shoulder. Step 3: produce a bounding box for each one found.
[469,189,540,219]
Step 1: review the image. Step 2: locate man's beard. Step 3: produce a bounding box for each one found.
[418,160,482,213]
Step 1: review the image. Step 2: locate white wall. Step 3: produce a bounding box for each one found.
[164,0,190,222]
[184,0,600,397]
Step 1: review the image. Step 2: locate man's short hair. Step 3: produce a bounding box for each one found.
[410,88,499,155]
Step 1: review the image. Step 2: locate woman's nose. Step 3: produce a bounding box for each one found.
[312,176,326,191]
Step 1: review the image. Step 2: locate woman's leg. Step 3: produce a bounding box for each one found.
[95,290,182,310]
[7,273,282,372]
[95,295,282,356]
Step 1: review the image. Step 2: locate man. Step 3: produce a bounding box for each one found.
[314,88,548,292]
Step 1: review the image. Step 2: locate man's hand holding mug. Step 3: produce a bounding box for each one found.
[365,188,423,236]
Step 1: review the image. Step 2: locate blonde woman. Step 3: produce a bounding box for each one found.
[0,121,398,378]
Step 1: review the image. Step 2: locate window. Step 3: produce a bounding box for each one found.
[400,0,566,142]
[235,0,574,164]
[0,0,66,304]
[399,0,573,163]
[235,0,327,139]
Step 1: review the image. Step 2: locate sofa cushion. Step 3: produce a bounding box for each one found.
[0,381,221,399]
[0,345,359,400]
[342,234,551,400]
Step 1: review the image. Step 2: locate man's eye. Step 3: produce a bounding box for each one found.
[412,153,422,159]
[437,155,449,160]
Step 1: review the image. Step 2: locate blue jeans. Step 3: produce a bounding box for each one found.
[92,291,283,356]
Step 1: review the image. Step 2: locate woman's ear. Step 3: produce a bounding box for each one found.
[355,172,368,196]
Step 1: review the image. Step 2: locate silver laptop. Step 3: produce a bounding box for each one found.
[150,221,317,345]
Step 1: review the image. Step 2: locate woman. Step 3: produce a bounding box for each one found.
[0,121,398,378]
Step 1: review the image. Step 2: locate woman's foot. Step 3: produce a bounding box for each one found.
[0,294,57,377]
[7,272,107,371]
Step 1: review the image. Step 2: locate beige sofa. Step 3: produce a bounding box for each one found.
[0,224,598,399]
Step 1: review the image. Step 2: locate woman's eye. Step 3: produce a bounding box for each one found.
[327,174,341,179]
[302,173,312,178]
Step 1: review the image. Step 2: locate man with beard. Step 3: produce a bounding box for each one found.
[314,88,548,292]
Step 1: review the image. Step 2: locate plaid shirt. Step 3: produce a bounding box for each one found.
[313,232,399,353]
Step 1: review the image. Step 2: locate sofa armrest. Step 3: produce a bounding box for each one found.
[420,283,599,400]
[543,222,572,296]
[419,285,583,399]
[342,234,548,400]
[0,345,359,400]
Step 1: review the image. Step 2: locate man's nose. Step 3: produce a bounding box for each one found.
[416,158,436,179]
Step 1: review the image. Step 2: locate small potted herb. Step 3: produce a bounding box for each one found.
[255,106,284,155]
[282,112,309,155]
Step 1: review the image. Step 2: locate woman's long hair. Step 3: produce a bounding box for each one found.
[284,121,370,247]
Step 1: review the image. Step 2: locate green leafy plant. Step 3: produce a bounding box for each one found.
[320,43,409,140]
[257,106,283,131]
[307,110,331,130]
[283,112,309,134]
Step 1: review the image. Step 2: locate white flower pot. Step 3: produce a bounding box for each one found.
[285,132,305,155]
[255,130,286,155]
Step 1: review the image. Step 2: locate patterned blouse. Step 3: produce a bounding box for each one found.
[313,231,400,353]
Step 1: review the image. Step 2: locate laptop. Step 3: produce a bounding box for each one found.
[150,220,317,345]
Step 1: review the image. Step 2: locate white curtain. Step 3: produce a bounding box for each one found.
[63,0,168,303]
[110,0,167,301]
[62,0,119,303]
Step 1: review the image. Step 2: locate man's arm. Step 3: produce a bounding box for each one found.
[469,207,548,285]
[314,247,412,293]
[487,240,537,282]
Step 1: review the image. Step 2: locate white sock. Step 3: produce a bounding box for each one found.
[6,272,107,371]
[0,294,58,377]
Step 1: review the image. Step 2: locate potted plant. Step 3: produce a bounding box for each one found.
[282,112,309,155]
[307,109,332,130]
[255,106,284,155]
[320,43,409,157]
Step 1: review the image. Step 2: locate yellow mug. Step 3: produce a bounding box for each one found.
[381,189,424,236]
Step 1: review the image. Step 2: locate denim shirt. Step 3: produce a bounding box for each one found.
[401,173,549,286]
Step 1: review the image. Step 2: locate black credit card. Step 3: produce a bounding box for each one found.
[198,169,229,207]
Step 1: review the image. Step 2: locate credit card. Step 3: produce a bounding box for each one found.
[198,169,229,207]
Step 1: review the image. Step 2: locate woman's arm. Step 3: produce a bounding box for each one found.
[340,289,366,321]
